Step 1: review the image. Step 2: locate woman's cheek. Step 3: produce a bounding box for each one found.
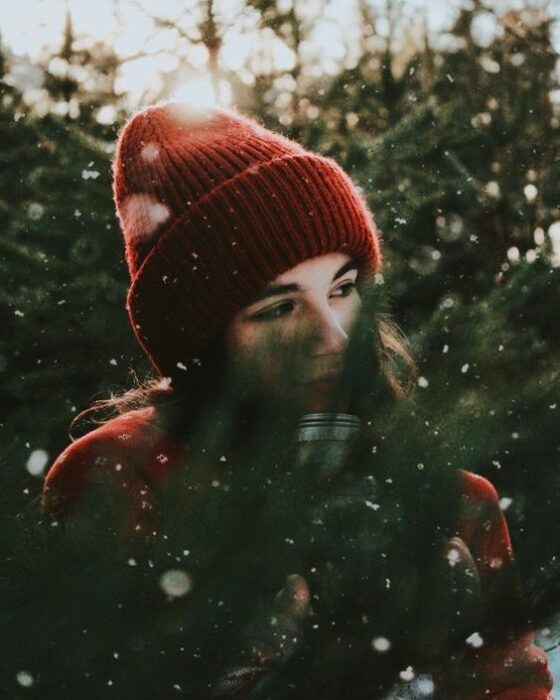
[228,317,320,392]
[240,331,290,385]
[341,296,361,334]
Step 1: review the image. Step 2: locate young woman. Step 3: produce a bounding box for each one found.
[43,103,552,698]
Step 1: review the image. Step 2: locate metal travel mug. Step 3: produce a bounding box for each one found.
[294,412,362,478]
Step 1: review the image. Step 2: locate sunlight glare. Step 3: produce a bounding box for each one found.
[170,75,224,110]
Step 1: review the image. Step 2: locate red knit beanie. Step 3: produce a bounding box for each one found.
[112,102,381,382]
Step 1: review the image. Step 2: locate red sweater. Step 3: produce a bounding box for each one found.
[43,406,553,699]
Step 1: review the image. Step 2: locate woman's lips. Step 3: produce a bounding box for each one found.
[303,372,338,385]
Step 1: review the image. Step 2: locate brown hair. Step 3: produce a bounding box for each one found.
[68,312,416,442]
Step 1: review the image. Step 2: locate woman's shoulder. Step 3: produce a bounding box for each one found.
[43,406,186,516]
[457,470,505,532]
[456,470,514,573]
[46,405,168,467]
[458,469,500,503]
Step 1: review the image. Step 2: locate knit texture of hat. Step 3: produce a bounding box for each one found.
[113,102,381,382]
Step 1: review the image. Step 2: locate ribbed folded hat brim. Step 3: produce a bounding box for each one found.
[127,153,380,379]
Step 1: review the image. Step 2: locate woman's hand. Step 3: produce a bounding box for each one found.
[408,535,483,662]
[250,573,311,665]
[211,574,311,698]
[211,537,483,698]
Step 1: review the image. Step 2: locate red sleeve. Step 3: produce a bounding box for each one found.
[434,471,553,700]
[42,408,182,529]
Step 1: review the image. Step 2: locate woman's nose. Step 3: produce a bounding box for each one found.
[309,306,349,357]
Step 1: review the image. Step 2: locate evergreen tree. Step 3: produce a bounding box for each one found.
[0,64,143,516]
[41,6,124,136]
[366,3,560,325]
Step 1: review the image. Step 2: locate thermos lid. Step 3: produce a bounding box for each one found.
[295,413,362,443]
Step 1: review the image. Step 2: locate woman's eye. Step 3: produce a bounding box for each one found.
[331,281,357,298]
[252,301,294,322]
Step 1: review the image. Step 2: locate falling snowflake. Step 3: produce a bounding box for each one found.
[479,56,500,73]
[159,569,193,598]
[524,184,538,202]
[534,227,545,246]
[485,181,501,198]
[416,677,435,696]
[26,449,49,477]
[372,636,391,652]
[447,547,461,567]
[16,671,34,688]
[157,377,173,390]
[524,249,537,263]
[471,112,492,128]
[499,497,513,511]
[399,666,415,682]
[27,202,44,220]
[507,247,520,263]
[548,222,560,265]
[466,632,484,648]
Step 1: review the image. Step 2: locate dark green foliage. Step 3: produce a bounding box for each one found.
[0,56,147,518]
[0,308,469,698]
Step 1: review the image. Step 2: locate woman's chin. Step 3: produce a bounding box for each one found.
[253,377,349,415]
[299,381,347,414]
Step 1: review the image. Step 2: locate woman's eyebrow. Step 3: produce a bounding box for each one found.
[247,260,358,305]
[332,259,358,281]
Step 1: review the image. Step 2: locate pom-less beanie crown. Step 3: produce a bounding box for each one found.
[112,102,381,382]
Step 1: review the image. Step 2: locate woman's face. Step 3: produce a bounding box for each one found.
[225,253,361,413]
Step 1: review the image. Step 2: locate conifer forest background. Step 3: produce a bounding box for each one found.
[1,0,560,697]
